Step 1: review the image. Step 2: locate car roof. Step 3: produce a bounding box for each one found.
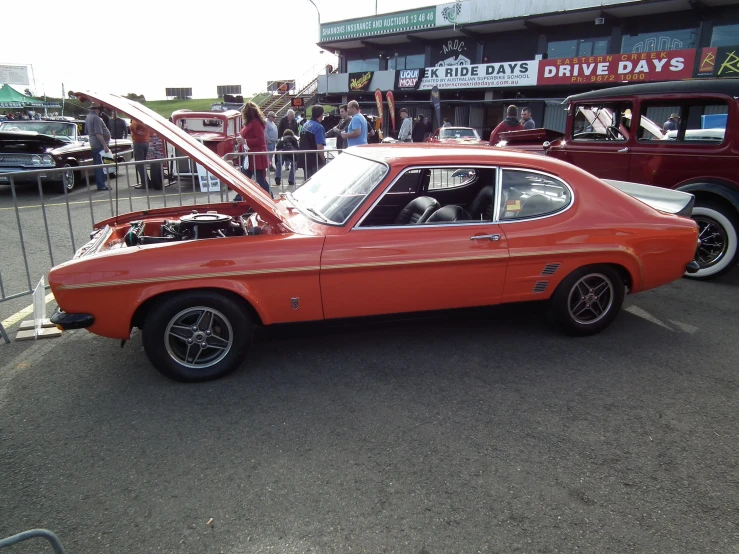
[565,79,739,102]
[171,110,240,118]
[349,143,557,167]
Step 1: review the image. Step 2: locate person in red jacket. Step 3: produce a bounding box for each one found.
[237,101,271,198]
[489,105,525,145]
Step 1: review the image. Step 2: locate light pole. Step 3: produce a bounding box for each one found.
[308,0,321,41]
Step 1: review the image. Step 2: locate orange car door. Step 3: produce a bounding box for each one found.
[319,167,509,319]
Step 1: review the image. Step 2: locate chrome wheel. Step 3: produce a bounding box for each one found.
[694,216,728,268]
[62,164,75,190]
[567,273,614,325]
[164,306,233,369]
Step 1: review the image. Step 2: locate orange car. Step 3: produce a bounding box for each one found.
[49,93,700,382]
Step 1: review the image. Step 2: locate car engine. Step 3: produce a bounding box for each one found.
[123,211,256,246]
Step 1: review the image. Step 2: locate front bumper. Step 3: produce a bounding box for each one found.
[50,308,94,330]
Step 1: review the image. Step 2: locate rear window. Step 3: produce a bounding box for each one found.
[499,170,572,220]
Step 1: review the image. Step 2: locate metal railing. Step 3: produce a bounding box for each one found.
[0,146,343,341]
[0,529,67,553]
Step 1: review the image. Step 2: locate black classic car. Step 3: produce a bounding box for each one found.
[0,120,133,192]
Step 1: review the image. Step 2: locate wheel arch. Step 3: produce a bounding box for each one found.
[675,179,739,218]
[131,285,265,331]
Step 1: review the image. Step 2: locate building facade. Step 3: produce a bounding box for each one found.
[316,0,739,138]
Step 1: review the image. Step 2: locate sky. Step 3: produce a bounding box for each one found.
[3,0,433,101]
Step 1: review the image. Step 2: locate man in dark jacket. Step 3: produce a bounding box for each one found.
[326,104,350,150]
[109,110,128,139]
[278,109,299,138]
[412,114,428,142]
[489,105,525,145]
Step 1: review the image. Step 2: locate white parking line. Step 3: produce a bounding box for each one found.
[1,293,56,329]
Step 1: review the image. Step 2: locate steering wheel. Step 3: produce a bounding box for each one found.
[606,126,625,141]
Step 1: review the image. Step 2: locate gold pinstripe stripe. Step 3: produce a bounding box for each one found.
[321,253,508,271]
[58,265,321,290]
[58,246,641,290]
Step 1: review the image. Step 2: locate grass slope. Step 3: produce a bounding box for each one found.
[142,98,222,119]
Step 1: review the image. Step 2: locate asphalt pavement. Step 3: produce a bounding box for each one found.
[1,269,738,553]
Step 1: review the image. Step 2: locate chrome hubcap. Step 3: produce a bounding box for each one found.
[567,273,614,325]
[694,217,727,268]
[62,165,74,190]
[164,306,233,369]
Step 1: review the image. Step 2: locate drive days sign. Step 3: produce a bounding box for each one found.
[419,60,538,90]
[538,49,695,85]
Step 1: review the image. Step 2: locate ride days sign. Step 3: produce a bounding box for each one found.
[538,49,696,85]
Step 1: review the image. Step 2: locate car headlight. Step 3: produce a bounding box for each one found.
[31,155,42,165]
[42,155,53,165]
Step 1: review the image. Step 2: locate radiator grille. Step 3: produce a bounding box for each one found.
[0,154,32,165]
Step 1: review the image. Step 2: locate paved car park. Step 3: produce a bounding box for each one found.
[1,268,737,553]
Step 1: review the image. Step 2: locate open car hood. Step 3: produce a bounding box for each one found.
[0,130,69,147]
[74,92,285,228]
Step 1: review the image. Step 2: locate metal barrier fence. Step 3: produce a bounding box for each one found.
[0,147,341,341]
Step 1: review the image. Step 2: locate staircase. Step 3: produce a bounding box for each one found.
[256,63,337,118]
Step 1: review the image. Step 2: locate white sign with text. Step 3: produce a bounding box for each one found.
[419,60,538,90]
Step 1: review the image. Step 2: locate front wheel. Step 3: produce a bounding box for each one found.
[687,202,739,280]
[549,265,625,336]
[59,163,77,193]
[142,291,252,382]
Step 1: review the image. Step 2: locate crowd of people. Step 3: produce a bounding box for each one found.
[65,98,545,196]
[236,100,384,194]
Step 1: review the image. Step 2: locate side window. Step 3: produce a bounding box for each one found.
[638,104,680,140]
[427,167,478,190]
[683,102,727,144]
[499,170,572,220]
[388,169,422,195]
[638,100,728,144]
[572,102,632,142]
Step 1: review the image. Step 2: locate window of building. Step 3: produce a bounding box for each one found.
[711,24,739,47]
[347,58,381,73]
[572,102,633,142]
[547,38,609,60]
[388,54,426,70]
[621,28,698,53]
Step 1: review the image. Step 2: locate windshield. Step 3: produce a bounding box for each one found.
[291,152,388,224]
[176,117,224,133]
[440,128,479,139]
[0,121,77,141]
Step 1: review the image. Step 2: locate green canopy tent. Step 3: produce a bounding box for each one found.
[0,84,60,110]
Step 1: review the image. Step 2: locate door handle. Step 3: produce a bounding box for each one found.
[470,234,501,241]
[617,147,630,153]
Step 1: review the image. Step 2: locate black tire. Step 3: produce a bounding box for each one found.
[549,265,625,336]
[142,291,252,382]
[687,201,739,280]
[59,162,77,193]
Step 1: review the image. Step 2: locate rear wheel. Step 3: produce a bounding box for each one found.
[549,265,625,336]
[688,202,739,279]
[142,291,252,382]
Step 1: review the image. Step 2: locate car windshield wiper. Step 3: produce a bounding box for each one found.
[305,206,330,222]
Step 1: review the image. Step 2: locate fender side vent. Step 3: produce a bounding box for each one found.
[533,281,549,293]
[541,263,561,276]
